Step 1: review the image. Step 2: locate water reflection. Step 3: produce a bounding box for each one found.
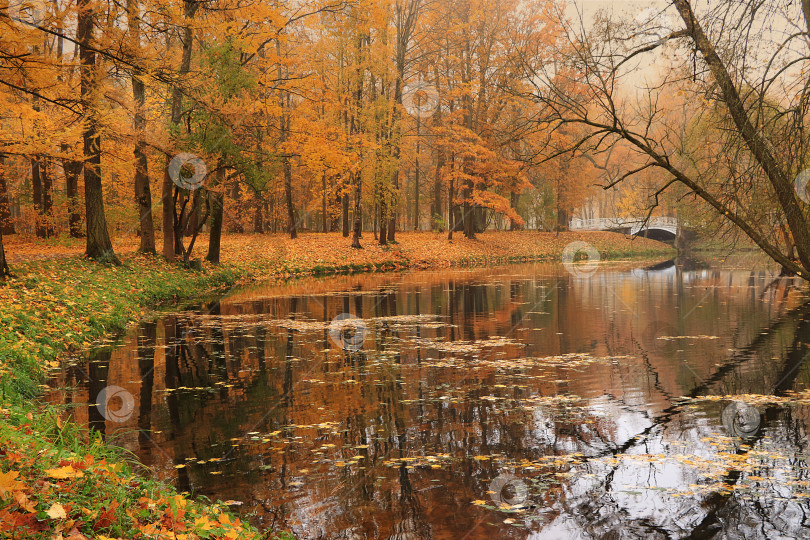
[51,261,810,539]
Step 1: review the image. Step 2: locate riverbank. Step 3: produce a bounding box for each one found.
[0,231,673,539]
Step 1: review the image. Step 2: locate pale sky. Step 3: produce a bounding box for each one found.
[565,0,676,92]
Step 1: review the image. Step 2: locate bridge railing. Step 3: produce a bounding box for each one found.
[569,216,678,231]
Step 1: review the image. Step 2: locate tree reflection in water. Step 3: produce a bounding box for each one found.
[50,262,810,539]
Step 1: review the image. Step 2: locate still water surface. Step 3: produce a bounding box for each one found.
[52,259,810,539]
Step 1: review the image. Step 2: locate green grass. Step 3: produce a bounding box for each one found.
[0,254,245,404]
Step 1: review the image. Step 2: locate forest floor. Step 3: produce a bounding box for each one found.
[4,229,673,267]
[0,231,673,539]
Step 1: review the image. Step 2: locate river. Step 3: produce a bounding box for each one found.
[50,257,810,539]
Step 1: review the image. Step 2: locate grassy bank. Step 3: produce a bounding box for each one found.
[0,231,673,539]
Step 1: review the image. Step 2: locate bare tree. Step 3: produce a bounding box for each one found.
[529,0,810,278]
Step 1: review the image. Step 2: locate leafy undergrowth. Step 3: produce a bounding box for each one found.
[0,408,287,540]
[0,231,672,539]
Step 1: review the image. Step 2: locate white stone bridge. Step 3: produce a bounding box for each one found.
[569,216,678,240]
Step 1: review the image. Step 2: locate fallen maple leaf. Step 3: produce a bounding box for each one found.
[47,502,67,519]
[13,489,36,512]
[0,469,24,499]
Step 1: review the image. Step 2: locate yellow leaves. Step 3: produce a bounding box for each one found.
[45,466,84,480]
[194,515,216,531]
[46,502,67,519]
[0,469,24,499]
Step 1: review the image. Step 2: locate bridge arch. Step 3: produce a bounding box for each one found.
[633,228,676,241]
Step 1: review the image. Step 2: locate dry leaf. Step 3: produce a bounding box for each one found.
[45,466,84,480]
[47,502,67,520]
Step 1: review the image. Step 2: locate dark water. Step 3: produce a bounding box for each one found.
[51,259,810,539]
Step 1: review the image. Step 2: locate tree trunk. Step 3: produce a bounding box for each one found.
[0,155,13,235]
[331,192,341,232]
[277,38,296,240]
[0,228,11,279]
[228,181,244,233]
[41,158,53,237]
[0,158,9,278]
[463,201,476,239]
[379,199,387,245]
[78,0,118,263]
[56,11,81,239]
[81,127,117,261]
[447,158,454,240]
[342,193,349,237]
[182,187,209,263]
[63,155,83,237]
[556,205,569,232]
[413,113,420,230]
[133,95,154,252]
[173,188,188,256]
[351,171,362,248]
[387,197,396,242]
[509,191,519,231]
[161,166,174,258]
[128,0,155,253]
[186,190,202,236]
[31,157,44,237]
[282,159,295,239]
[322,174,328,233]
[163,1,197,261]
[350,29,365,249]
[269,193,276,233]
[432,146,444,231]
[254,195,264,233]
[388,0,419,242]
[207,163,224,263]
[461,33,476,241]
